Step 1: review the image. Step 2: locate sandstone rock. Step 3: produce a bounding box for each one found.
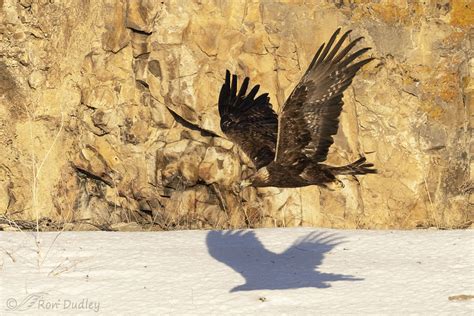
[102,0,130,53]
[131,31,150,58]
[149,102,175,129]
[82,85,118,110]
[199,147,241,187]
[0,152,13,210]
[212,137,234,151]
[0,224,21,232]
[111,222,144,231]
[151,8,189,45]
[27,70,45,89]
[126,0,162,33]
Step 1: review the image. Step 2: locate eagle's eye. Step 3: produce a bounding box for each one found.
[221,116,234,130]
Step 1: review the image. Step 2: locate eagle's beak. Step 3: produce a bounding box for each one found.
[239,179,252,189]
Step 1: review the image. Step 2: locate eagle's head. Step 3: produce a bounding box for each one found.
[240,167,270,188]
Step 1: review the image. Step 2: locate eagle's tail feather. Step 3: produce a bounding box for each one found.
[331,156,377,175]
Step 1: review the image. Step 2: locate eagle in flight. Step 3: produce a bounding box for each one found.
[218,28,376,189]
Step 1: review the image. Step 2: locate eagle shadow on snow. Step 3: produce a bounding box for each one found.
[206,230,362,292]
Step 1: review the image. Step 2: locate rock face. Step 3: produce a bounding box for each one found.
[0,0,472,229]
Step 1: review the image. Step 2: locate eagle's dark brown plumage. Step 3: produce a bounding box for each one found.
[218,28,376,189]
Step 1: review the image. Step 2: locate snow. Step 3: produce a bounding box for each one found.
[1,228,473,315]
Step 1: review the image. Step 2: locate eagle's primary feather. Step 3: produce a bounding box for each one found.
[218,28,376,188]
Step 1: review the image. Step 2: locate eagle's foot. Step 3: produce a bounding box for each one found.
[325,179,344,191]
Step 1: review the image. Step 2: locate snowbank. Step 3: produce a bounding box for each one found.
[1,228,473,314]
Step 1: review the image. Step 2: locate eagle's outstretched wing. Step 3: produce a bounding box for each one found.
[275,29,373,168]
[218,70,278,169]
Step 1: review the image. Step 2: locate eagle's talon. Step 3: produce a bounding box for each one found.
[337,179,345,189]
[324,180,344,191]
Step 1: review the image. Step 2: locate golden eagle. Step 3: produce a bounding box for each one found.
[218,28,376,189]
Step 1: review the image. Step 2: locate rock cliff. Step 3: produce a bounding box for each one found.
[0,0,472,229]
